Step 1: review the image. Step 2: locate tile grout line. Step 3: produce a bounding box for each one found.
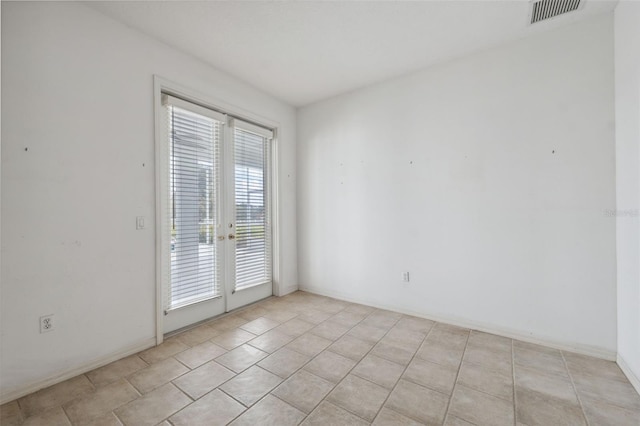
[511,338,517,426]
[292,308,403,424]
[441,328,471,425]
[278,304,379,424]
[158,312,294,424]
[159,314,294,424]
[167,300,361,425]
[367,319,438,424]
[560,350,591,426]
[220,301,366,425]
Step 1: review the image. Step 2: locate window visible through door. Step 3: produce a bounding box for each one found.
[159,93,274,330]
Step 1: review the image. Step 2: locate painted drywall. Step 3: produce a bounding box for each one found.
[298,15,617,356]
[615,1,640,391]
[0,2,297,399]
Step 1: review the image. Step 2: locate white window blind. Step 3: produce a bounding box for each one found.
[233,123,272,292]
[164,95,225,310]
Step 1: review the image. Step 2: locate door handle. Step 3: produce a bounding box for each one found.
[217,235,225,241]
[228,234,235,240]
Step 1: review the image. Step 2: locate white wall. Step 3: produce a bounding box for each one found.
[0,2,297,400]
[614,1,640,391]
[298,15,617,356]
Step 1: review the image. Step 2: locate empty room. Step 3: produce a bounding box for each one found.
[1,0,639,425]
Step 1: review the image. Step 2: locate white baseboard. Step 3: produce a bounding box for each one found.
[300,285,617,361]
[0,337,156,405]
[617,354,640,395]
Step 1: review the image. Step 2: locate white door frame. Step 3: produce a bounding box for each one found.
[153,75,282,344]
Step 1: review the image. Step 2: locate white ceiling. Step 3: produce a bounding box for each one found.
[87,1,618,106]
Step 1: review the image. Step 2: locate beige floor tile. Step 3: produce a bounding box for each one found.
[563,352,629,383]
[263,309,299,323]
[258,347,312,378]
[0,401,23,426]
[361,311,402,330]
[229,395,305,426]
[274,318,315,337]
[463,345,512,376]
[174,324,220,347]
[302,401,369,426]
[385,379,449,425]
[295,308,333,325]
[308,320,351,341]
[428,325,470,348]
[138,338,188,364]
[352,354,405,389]
[114,383,190,426]
[515,387,586,426]
[328,334,375,361]
[19,375,95,417]
[173,360,235,399]
[22,407,71,426]
[415,340,465,368]
[395,316,435,334]
[211,329,257,350]
[344,303,376,316]
[513,340,561,355]
[128,357,189,394]
[458,361,513,401]
[272,370,334,414]
[515,365,578,402]
[220,366,282,406]
[286,333,332,357]
[174,341,227,369]
[170,389,245,426]
[327,374,389,421]
[303,350,356,383]
[383,327,426,350]
[215,344,269,373]
[236,306,271,322]
[402,357,458,395]
[63,379,138,424]
[83,412,124,426]
[581,396,640,426]
[373,407,425,425]
[572,373,640,411]
[86,356,148,388]
[370,341,416,365]
[240,317,281,335]
[14,293,640,426]
[514,346,568,378]
[467,331,512,351]
[348,323,388,343]
[247,329,294,353]
[449,384,514,426]
[330,311,367,328]
[209,315,248,332]
[315,300,350,314]
[443,415,475,426]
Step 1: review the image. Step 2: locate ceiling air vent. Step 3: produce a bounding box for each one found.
[530,0,582,24]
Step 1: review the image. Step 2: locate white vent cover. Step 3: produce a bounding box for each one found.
[530,0,582,24]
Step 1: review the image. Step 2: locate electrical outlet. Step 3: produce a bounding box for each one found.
[40,315,54,333]
[136,216,145,230]
[402,272,410,282]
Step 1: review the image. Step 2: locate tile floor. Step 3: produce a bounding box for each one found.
[2,291,640,426]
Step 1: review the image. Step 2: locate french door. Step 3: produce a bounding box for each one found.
[160,94,273,333]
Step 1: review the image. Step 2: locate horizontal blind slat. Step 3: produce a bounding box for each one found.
[234,125,272,292]
[167,102,223,310]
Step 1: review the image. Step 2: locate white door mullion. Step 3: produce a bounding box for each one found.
[224,118,238,303]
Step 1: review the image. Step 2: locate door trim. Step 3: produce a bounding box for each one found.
[153,75,281,345]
